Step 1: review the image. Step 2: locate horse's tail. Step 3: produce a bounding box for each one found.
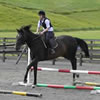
[75,37,90,57]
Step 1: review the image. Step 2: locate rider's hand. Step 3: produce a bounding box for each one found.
[40,31,44,35]
[35,32,38,34]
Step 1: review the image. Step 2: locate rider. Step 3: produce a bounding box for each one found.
[36,10,55,54]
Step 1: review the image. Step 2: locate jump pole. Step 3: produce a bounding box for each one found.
[74,81,100,86]
[30,66,100,75]
[18,65,100,86]
[0,90,42,97]
[36,83,100,90]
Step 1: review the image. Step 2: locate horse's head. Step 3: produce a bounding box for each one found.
[16,25,31,51]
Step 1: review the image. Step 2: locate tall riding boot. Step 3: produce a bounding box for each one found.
[49,39,55,54]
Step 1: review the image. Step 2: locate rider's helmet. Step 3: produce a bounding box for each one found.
[38,10,45,16]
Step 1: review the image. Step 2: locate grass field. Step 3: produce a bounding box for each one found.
[0,0,100,32]
[0,0,100,12]
[1,30,100,39]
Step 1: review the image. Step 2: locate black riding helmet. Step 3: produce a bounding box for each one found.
[38,10,45,16]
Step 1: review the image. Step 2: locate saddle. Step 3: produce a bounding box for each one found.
[41,35,58,49]
[49,38,58,48]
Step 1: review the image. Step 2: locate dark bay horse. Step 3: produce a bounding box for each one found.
[16,25,89,86]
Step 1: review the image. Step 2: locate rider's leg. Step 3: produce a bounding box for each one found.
[48,32,55,54]
[49,39,55,54]
[45,32,55,54]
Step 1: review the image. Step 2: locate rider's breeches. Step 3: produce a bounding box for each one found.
[45,31,55,48]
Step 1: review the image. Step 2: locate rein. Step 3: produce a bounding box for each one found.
[32,34,47,48]
[32,35,41,41]
[22,29,41,42]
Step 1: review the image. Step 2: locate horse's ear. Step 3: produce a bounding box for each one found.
[16,29,20,33]
[28,24,32,29]
[16,29,24,36]
[24,25,32,30]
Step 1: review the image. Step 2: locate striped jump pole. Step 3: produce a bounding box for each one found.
[0,90,42,97]
[17,66,100,87]
[74,81,100,87]
[31,66,100,75]
[37,83,100,90]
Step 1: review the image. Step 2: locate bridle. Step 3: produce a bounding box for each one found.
[22,28,47,48]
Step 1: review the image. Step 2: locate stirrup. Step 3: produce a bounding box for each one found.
[51,49,55,54]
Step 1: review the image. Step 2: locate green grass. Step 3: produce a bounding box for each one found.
[0,0,100,12]
[0,32,17,38]
[1,30,100,39]
[0,0,100,32]
[56,30,100,39]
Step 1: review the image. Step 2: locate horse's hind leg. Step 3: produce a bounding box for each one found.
[70,58,79,85]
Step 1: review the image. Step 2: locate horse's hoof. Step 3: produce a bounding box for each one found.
[32,85,36,88]
[73,82,76,86]
[76,74,79,78]
[24,80,27,83]
[72,79,76,86]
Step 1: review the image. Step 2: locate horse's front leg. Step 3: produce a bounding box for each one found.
[24,58,38,84]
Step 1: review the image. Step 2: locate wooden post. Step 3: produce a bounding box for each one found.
[90,41,93,61]
[2,38,6,62]
[52,59,56,65]
[79,52,83,66]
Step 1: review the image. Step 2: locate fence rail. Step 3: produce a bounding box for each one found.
[0,38,27,62]
[0,38,100,65]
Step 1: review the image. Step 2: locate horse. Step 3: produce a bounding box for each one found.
[16,25,89,86]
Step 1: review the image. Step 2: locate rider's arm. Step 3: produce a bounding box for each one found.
[40,20,50,34]
[36,20,41,33]
[41,27,49,33]
[36,27,40,33]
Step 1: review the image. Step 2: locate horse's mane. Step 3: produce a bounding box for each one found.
[20,25,39,37]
